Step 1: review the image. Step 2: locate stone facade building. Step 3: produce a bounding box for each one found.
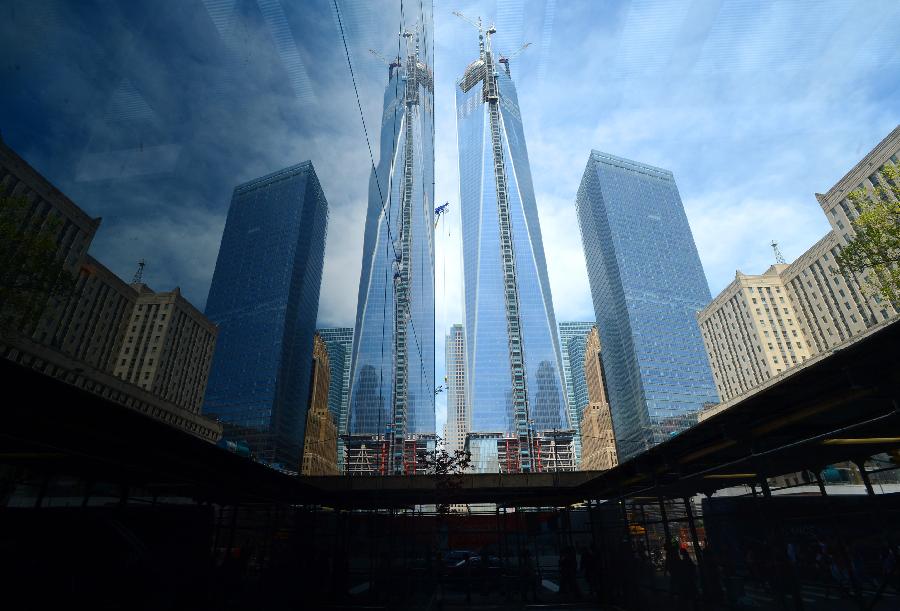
[697,265,814,402]
[112,285,217,413]
[579,327,618,471]
[0,137,220,441]
[699,126,900,403]
[301,334,338,475]
[444,324,468,454]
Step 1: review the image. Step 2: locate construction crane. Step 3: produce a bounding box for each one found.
[452,10,483,34]
[434,202,450,227]
[368,48,401,77]
[498,42,531,75]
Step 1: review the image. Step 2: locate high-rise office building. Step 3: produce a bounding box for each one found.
[698,265,814,402]
[445,324,468,454]
[317,327,353,472]
[699,126,900,409]
[575,151,717,461]
[457,25,569,473]
[113,284,217,413]
[0,139,221,442]
[558,321,594,461]
[204,162,328,468]
[348,25,435,475]
[301,333,338,476]
[785,126,900,347]
[580,327,617,471]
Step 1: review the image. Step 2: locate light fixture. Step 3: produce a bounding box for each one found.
[821,437,900,445]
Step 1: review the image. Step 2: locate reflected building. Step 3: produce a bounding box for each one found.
[456,24,569,473]
[558,321,594,461]
[348,23,436,476]
[301,333,338,476]
[575,151,717,461]
[203,162,328,468]
[316,327,353,472]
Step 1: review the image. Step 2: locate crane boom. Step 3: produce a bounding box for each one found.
[452,10,482,33]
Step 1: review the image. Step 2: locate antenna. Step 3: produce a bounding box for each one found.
[771,241,786,264]
[132,258,146,284]
[453,10,489,56]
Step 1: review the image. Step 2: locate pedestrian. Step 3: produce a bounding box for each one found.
[559,546,581,600]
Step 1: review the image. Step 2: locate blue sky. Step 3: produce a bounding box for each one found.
[2,0,899,436]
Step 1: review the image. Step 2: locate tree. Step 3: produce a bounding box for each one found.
[835,162,900,304]
[417,438,472,514]
[417,444,472,476]
[0,192,77,337]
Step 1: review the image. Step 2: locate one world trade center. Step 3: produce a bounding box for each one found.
[348,24,435,475]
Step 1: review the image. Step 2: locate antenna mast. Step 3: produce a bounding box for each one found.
[132,259,146,284]
[771,241,786,264]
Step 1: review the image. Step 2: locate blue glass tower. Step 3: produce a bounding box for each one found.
[575,151,717,461]
[349,27,435,474]
[456,27,568,472]
[558,321,595,461]
[203,162,328,468]
[317,326,353,471]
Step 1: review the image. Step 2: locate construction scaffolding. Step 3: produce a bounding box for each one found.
[345,435,390,476]
[466,430,576,474]
[402,434,437,475]
[533,430,577,472]
[345,433,437,476]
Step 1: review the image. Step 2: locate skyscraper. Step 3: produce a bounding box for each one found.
[456,24,569,473]
[445,324,468,454]
[557,321,594,461]
[698,126,900,407]
[575,151,717,461]
[204,162,328,468]
[301,333,338,476]
[580,326,617,471]
[348,26,435,475]
[316,327,353,471]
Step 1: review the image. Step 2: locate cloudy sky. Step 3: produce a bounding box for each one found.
[3,0,899,435]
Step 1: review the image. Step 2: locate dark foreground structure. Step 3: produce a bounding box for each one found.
[3,319,900,610]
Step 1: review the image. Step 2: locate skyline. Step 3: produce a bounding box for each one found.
[2,0,899,439]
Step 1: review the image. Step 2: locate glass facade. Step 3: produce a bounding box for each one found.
[557,321,594,461]
[203,162,328,468]
[349,20,435,448]
[575,151,717,462]
[456,48,568,458]
[317,327,353,471]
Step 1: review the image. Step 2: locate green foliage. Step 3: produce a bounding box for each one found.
[417,439,472,514]
[835,163,900,304]
[418,443,472,476]
[0,192,77,336]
